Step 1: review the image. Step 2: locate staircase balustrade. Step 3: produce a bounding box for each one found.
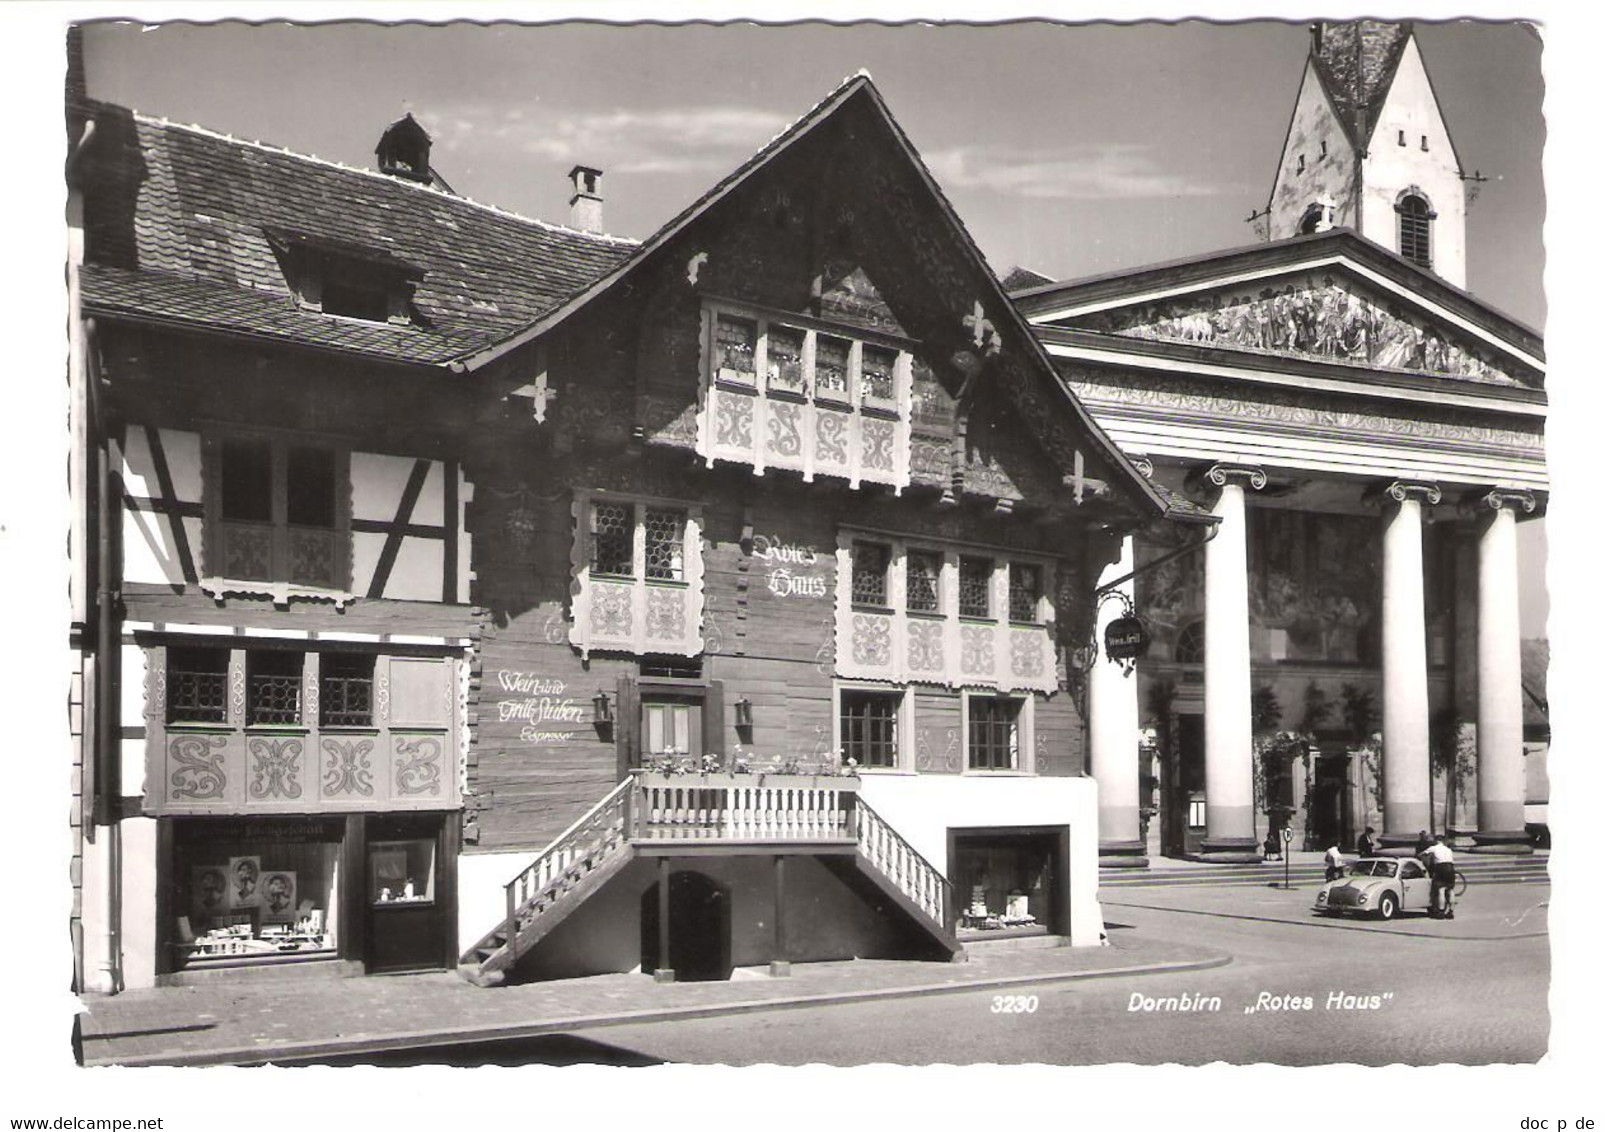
[853,797,952,930]
[472,771,956,979]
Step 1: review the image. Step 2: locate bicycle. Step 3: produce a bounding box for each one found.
[1453,868,1468,899]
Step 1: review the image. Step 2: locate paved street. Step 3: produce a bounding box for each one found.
[332,878,1547,1067]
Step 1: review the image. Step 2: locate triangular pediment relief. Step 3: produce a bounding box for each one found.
[1067,268,1538,389]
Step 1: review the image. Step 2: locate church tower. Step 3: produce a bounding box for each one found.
[1266,21,1468,289]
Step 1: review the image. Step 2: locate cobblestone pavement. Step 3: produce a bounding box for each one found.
[77,931,1226,1067]
[570,880,1550,1066]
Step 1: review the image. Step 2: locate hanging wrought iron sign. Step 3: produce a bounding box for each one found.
[1104,616,1150,662]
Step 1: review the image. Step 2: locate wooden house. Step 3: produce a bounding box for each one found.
[67,74,1194,990]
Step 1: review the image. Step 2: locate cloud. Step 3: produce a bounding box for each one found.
[432,102,792,177]
[924,142,1254,200]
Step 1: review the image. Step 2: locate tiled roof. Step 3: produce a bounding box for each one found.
[1309,20,1413,148]
[999,265,1055,293]
[76,102,635,365]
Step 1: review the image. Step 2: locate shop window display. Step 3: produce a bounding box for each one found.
[171,819,341,966]
[951,834,1057,936]
[369,838,436,905]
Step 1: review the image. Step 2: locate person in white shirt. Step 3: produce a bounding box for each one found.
[1421,835,1457,919]
[1324,844,1345,881]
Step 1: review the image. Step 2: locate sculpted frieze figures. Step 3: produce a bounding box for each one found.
[1075,273,1529,387]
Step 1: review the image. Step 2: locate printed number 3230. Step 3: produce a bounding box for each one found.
[991,995,1039,1014]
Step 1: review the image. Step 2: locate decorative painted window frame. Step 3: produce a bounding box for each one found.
[831,679,917,774]
[695,299,913,491]
[959,688,1037,776]
[833,530,1057,693]
[200,430,354,594]
[569,490,706,660]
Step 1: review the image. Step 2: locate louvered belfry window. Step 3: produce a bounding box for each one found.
[1398,195,1432,270]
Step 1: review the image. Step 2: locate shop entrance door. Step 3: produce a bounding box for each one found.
[364,815,450,974]
[640,870,731,981]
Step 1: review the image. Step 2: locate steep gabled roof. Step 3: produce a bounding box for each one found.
[450,73,1177,522]
[1308,19,1414,149]
[74,100,635,365]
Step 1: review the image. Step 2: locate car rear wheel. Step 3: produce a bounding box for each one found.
[1376,892,1399,921]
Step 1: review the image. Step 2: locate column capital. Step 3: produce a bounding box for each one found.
[1460,487,1538,517]
[1365,478,1442,508]
[1188,462,1266,494]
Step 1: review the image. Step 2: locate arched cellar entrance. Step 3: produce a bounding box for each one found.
[640,868,732,982]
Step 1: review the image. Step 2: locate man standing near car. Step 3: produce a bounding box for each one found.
[1422,834,1456,919]
[1323,843,1345,882]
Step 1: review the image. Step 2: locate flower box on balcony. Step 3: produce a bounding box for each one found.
[634,771,859,793]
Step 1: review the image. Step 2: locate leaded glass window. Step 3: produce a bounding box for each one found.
[959,556,993,619]
[644,508,686,581]
[248,651,303,726]
[815,336,850,400]
[906,550,941,614]
[715,314,757,378]
[861,345,896,403]
[168,647,229,725]
[852,541,891,608]
[766,325,806,394]
[319,653,374,728]
[591,502,633,577]
[1009,563,1041,623]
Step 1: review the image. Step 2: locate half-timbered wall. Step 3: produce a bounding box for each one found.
[121,426,470,603]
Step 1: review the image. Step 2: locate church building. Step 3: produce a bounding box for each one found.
[1013,21,1546,865]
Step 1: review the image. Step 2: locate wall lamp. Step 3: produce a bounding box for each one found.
[733,697,754,730]
[592,690,613,726]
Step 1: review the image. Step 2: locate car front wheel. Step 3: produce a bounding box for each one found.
[1376,892,1399,921]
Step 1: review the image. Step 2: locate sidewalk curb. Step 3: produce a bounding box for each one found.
[80,951,1232,1068]
[1103,899,1549,941]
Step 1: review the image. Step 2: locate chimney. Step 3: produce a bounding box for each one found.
[569,165,604,233]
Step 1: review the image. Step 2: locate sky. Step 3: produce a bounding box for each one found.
[79,20,1545,328]
[78,18,1551,633]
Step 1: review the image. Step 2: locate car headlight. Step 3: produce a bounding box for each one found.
[1357,894,1368,904]
[1316,892,1327,903]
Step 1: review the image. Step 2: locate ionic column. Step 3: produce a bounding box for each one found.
[1200,463,1263,862]
[1376,481,1439,846]
[1092,535,1146,868]
[1470,489,1537,853]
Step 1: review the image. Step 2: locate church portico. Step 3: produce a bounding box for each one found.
[1199,463,1265,862]
[1376,479,1440,846]
[1471,488,1538,854]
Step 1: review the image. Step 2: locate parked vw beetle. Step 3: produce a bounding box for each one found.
[1313,857,1433,920]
